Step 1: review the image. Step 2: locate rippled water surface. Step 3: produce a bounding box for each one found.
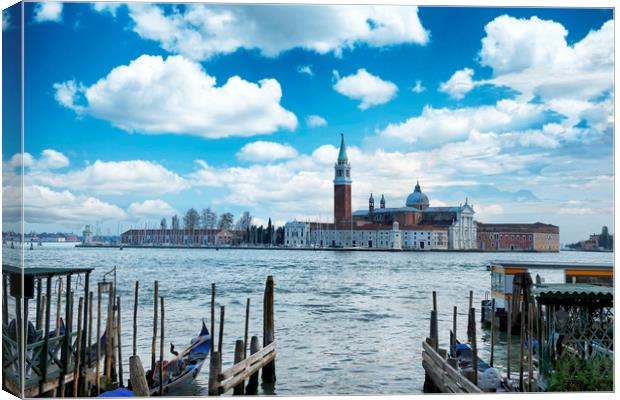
[8,245,613,395]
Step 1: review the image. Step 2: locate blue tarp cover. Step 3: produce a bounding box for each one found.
[98,387,134,397]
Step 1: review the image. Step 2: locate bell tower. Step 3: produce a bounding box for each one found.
[334,133,352,225]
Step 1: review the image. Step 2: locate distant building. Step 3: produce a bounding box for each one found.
[82,225,93,245]
[283,134,476,250]
[476,222,560,252]
[120,228,241,246]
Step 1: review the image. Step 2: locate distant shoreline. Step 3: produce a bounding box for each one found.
[74,244,562,253]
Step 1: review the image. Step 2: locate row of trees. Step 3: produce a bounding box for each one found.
[159,208,285,245]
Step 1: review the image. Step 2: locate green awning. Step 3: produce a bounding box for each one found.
[534,283,614,305]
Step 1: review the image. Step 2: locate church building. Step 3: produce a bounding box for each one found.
[284,134,477,250]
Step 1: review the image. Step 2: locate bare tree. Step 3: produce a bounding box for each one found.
[218,212,234,230]
[160,218,167,230]
[171,215,180,230]
[236,211,253,231]
[184,208,200,230]
[201,207,217,229]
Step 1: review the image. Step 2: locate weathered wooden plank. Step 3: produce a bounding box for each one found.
[219,341,276,381]
[220,351,276,393]
[422,341,482,393]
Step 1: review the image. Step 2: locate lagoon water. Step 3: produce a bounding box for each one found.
[8,244,613,395]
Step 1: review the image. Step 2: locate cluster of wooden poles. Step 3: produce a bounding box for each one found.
[208,275,277,396]
[127,276,277,397]
[428,290,537,392]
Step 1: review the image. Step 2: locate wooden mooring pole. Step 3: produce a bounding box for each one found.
[507,302,512,380]
[129,356,150,397]
[211,283,215,356]
[73,297,84,396]
[133,281,139,356]
[159,296,165,396]
[519,300,525,391]
[117,296,124,387]
[470,307,478,386]
[208,352,222,396]
[96,283,102,394]
[490,298,495,367]
[233,340,245,395]
[262,275,276,383]
[56,278,63,336]
[452,306,457,356]
[528,302,534,391]
[151,281,159,372]
[244,298,250,359]
[246,336,260,395]
[218,305,225,364]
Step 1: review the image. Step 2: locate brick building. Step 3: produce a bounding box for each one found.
[121,228,242,247]
[476,222,559,252]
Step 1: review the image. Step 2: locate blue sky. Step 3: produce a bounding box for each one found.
[1,2,614,243]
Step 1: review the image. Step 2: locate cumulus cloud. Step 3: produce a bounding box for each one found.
[92,3,122,17]
[306,115,327,128]
[297,65,314,76]
[30,159,189,196]
[34,2,63,23]
[21,185,127,226]
[479,16,613,103]
[128,199,177,218]
[126,4,429,60]
[379,99,547,145]
[411,80,425,94]
[439,68,476,99]
[237,141,299,162]
[333,69,398,110]
[53,54,297,138]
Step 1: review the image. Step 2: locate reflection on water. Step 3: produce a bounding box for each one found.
[6,244,612,395]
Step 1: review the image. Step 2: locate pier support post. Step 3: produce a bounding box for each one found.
[129,355,150,397]
[117,296,124,387]
[244,298,250,359]
[133,281,139,356]
[210,283,215,356]
[218,306,225,364]
[507,302,512,380]
[519,300,525,391]
[490,299,495,367]
[429,310,438,352]
[262,276,276,383]
[159,297,165,396]
[151,281,159,372]
[73,297,84,396]
[452,306,457,357]
[470,307,478,386]
[233,340,245,395]
[96,283,102,394]
[208,351,222,396]
[246,336,260,395]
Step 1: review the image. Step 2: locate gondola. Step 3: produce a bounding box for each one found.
[99,321,210,397]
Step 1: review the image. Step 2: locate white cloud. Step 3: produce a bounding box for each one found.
[379,99,547,145]
[53,80,85,113]
[126,4,428,60]
[54,54,297,138]
[558,207,612,215]
[306,115,327,128]
[237,141,298,162]
[30,159,189,196]
[411,79,425,94]
[333,68,398,110]
[128,200,177,218]
[34,2,63,23]
[93,3,122,17]
[478,16,613,103]
[22,185,127,226]
[476,204,505,217]
[297,65,314,76]
[439,68,475,100]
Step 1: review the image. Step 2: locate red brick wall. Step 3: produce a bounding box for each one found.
[477,231,534,251]
[334,184,351,223]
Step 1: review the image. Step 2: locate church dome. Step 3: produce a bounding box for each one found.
[406,181,430,209]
